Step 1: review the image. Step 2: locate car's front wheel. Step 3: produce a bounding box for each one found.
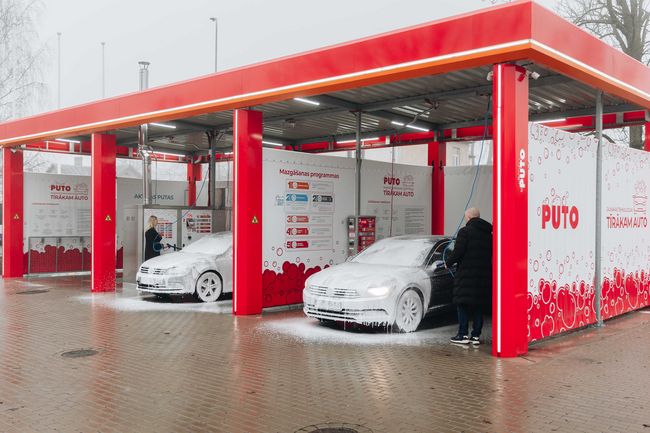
[194,271,222,303]
[394,289,423,333]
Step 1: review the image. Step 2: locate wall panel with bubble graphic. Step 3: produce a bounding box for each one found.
[600,144,650,320]
[527,123,598,342]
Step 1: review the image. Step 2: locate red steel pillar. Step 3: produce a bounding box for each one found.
[2,147,24,277]
[232,109,263,315]
[492,64,529,357]
[428,140,446,235]
[187,161,202,206]
[91,133,117,292]
[644,122,650,152]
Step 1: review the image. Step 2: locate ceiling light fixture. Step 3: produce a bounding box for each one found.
[406,124,429,132]
[262,140,284,147]
[150,122,177,129]
[338,137,379,144]
[294,97,320,106]
[55,138,81,143]
[391,121,429,132]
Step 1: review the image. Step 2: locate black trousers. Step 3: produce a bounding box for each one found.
[456,303,484,338]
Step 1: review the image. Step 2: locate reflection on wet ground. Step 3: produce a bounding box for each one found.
[1,276,649,433]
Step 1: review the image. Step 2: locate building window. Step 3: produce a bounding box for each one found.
[452,147,461,166]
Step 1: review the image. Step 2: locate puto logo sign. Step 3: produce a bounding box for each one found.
[518,148,527,192]
[49,183,89,201]
[541,204,579,230]
[383,175,415,197]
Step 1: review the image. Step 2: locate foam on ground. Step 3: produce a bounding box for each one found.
[75,283,232,314]
[257,315,492,347]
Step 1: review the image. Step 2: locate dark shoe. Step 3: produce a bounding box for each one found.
[470,336,480,346]
[450,335,469,344]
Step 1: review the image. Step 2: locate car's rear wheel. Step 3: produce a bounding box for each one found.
[394,289,423,333]
[195,271,222,303]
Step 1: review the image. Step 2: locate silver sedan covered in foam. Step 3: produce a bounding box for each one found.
[303,236,454,332]
[136,232,232,302]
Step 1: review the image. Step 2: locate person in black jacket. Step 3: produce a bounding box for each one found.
[144,215,164,261]
[444,208,492,346]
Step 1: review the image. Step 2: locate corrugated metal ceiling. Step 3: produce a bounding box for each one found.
[78,62,635,154]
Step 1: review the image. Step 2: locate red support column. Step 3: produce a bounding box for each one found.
[492,64,529,357]
[2,148,24,277]
[187,161,202,206]
[428,141,446,235]
[232,109,263,315]
[644,122,650,152]
[91,133,116,292]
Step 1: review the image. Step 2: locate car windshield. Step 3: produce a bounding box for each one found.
[182,232,232,255]
[351,238,433,267]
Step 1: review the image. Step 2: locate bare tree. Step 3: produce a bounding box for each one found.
[559,0,649,149]
[0,0,46,122]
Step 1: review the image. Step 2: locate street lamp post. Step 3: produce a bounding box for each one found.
[101,42,106,98]
[57,32,62,108]
[209,17,218,72]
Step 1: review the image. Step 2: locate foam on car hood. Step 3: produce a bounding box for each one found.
[306,261,418,291]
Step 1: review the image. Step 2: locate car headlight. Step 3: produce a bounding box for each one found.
[367,286,391,297]
[163,267,184,276]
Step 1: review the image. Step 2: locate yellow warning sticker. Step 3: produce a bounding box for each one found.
[105,214,112,222]
[251,215,259,224]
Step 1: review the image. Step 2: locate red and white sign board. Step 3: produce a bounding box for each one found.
[261,149,431,307]
[527,124,598,341]
[600,143,650,318]
[23,173,189,272]
[360,160,432,240]
[262,150,355,307]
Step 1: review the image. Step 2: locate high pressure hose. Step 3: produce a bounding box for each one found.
[442,95,493,276]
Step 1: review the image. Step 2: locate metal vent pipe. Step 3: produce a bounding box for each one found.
[138,61,152,205]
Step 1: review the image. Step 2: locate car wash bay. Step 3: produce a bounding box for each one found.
[2,0,650,364]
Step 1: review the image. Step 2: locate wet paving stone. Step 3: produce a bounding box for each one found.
[0,276,649,433]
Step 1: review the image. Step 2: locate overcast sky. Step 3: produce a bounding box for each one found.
[37,0,558,113]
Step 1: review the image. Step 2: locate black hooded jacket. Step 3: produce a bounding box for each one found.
[144,228,163,261]
[444,217,493,305]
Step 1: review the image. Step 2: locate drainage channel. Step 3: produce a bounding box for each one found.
[61,349,99,359]
[295,424,373,433]
[15,289,50,295]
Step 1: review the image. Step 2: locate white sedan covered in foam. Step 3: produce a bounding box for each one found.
[136,232,232,302]
[303,236,454,332]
